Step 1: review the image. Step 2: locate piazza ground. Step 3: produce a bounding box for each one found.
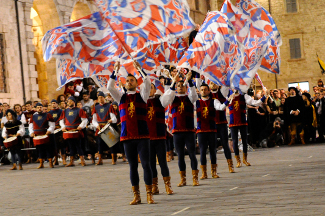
[0,144,324,215]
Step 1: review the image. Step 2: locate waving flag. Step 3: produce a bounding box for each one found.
[254,72,265,89]
[177,11,242,87]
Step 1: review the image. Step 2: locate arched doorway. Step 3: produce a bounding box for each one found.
[71,1,92,22]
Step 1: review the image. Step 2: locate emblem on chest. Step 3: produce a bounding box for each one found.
[100,108,105,113]
[128,102,135,118]
[178,102,184,114]
[202,107,209,118]
[53,114,57,118]
[147,107,155,121]
[69,111,74,116]
[37,116,43,120]
[234,101,239,111]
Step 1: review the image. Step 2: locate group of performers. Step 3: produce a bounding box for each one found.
[1,60,267,205]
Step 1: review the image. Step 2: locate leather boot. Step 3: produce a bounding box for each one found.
[62,154,67,165]
[112,153,117,165]
[138,155,141,163]
[192,170,199,186]
[145,185,156,204]
[152,177,159,195]
[80,156,87,166]
[163,176,173,195]
[200,165,208,179]
[130,185,141,205]
[96,154,103,165]
[166,152,170,162]
[243,153,251,166]
[227,159,235,173]
[37,159,44,169]
[211,164,220,178]
[177,171,186,187]
[65,156,75,167]
[10,163,17,170]
[53,156,59,165]
[235,155,242,168]
[18,163,23,170]
[48,158,54,168]
[288,135,295,145]
[170,150,174,160]
[122,153,127,162]
[26,154,31,164]
[300,133,306,144]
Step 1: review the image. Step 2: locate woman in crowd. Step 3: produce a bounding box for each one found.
[2,109,25,170]
[57,94,66,103]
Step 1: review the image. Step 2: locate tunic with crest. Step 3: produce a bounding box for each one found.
[147,97,166,140]
[30,113,54,135]
[211,91,228,124]
[59,107,87,130]
[171,95,195,133]
[49,108,63,128]
[196,98,217,133]
[92,103,113,136]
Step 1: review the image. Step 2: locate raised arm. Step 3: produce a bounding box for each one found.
[107,62,123,104]
[244,94,266,106]
[133,61,151,103]
[186,72,198,105]
[160,73,178,108]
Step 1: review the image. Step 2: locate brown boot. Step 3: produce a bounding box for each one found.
[235,155,242,168]
[80,156,87,166]
[138,155,141,163]
[243,153,251,166]
[227,159,235,173]
[18,163,23,170]
[145,185,156,204]
[300,133,305,144]
[48,158,54,168]
[96,154,103,165]
[111,153,116,165]
[166,152,170,162]
[53,156,59,165]
[37,159,44,169]
[26,154,31,164]
[152,177,159,195]
[130,185,141,205]
[62,154,67,165]
[65,156,75,167]
[288,135,295,145]
[163,176,173,195]
[177,171,186,187]
[10,163,17,170]
[211,164,220,178]
[200,165,208,179]
[122,154,127,162]
[192,170,199,186]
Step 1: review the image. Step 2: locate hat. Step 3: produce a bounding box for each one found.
[35,103,43,107]
[288,86,298,94]
[302,92,311,101]
[68,96,76,103]
[51,99,58,104]
[6,109,17,119]
[112,101,118,106]
[97,91,105,97]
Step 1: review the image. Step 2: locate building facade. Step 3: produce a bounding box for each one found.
[0,0,324,105]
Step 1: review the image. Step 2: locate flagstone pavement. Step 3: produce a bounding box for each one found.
[1,144,325,216]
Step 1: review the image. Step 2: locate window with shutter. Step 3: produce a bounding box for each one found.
[286,0,298,13]
[0,34,7,93]
[289,38,301,59]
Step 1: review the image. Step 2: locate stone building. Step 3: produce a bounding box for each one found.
[0,0,324,105]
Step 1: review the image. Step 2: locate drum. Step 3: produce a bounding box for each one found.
[99,124,120,147]
[33,135,50,146]
[3,137,18,148]
[54,128,62,134]
[63,131,80,139]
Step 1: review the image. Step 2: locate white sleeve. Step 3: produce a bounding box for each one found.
[160,88,176,108]
[29,122,34,135]
[17,124,25,137]
[20,114,27,125]
[2,126,7,139]
[110,113,117,124]
[244,94,263,106]
[140,76,151,103]
[195,78,202,89]
[59,119,66,129]
[214,99,227,111]
[47,121,55,134]
[188,86,199,105]
[74,92,80,97]
[75,85,83,92]
[220,87,230,99]
[92,114,99,128]
[107,78,123,104]
[78,118,88,129]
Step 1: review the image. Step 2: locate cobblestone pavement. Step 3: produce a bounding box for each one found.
[1,144,325,216]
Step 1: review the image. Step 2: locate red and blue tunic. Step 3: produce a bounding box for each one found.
[49,108,63,128]
[196,98,217,133]
[92,103,113,136]
[30,113,54,136]
[119,93,149,141]
[211,91,228,125]
[147,97,166,140]
[59,107,87,130]
[228,95,247,128]
[171,95,195,133]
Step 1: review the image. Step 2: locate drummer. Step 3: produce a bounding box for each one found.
[58,96,88,167]
[29,103,55,169]
[23,101,36,163]
[2,109,25,170]
[49,99,65,165]
[91,91,117,165]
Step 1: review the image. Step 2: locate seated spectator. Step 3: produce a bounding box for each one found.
[259,117,284,148]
